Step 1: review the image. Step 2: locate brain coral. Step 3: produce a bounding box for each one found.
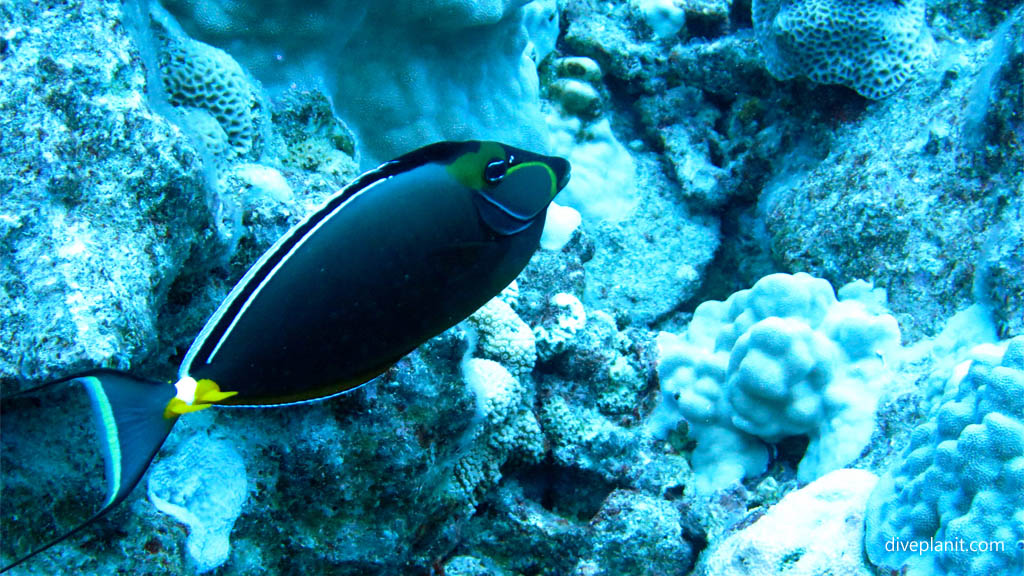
[152,7,261,158]
[864,336,1024,576]
[752,0,936,99]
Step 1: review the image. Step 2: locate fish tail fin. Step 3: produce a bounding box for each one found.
[1,369,179,572]
[73,370,182,507]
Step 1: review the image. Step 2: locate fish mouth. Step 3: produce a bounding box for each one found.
[549,156,571,192]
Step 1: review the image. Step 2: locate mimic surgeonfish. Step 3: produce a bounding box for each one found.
[0,141,570,572]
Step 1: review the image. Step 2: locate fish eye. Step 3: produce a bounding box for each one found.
[484,159,507,184]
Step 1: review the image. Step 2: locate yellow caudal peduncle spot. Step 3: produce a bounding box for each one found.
[195,378,238,402]
[163,377,238,419]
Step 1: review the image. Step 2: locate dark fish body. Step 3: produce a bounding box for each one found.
[186,156,547,405]
[0,141,570,572]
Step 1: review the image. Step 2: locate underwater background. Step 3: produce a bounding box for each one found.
[0,0,1022,575]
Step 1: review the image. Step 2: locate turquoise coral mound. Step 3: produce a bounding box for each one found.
[864,336,1024,576]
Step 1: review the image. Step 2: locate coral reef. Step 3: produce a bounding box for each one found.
[0,0,208,386]
[546,55,639,223]
[151,7,263,159]
[147,434,248,573]
[2,0,1022,574]
[464,295,538,377]
[160,0,548,165]
[574,489,692,575]
[449,356,545,511]
[762,7,1024,340]
[533,292,587,361]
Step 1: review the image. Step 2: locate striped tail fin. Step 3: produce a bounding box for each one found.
[1,370,178,572]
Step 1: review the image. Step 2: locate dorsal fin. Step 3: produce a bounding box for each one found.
[340,141,473,203]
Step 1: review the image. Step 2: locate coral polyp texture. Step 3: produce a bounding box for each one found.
[752,0,936,98]
[864,336,1024,576]
[651,272,901,492]
[156,32,260,158]
[464,294,538,376]
[452,357,544,508]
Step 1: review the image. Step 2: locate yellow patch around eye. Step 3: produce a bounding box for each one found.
[446,142,506,190]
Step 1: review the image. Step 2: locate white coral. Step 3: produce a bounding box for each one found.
[651,273,901,492]
[534,292,587,360]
